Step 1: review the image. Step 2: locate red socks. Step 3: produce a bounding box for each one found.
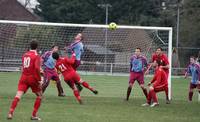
[32,97,42,117]
[9,97,20,114]
[73,90,81,101]
[151,90,158,103]
[147,89,158,103]
[82,82,94,91]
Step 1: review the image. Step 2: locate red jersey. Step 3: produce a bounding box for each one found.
[55,55,76,75]
[22,50,41,81]
[151,67,168,87]
[152,53,169,65]
[152,53,169,74]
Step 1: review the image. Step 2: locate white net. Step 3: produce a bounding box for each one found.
[0,21,172,74]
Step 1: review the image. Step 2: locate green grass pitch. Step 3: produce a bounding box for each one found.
[0,72,200,122]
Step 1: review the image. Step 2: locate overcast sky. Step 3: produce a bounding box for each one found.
[17,0,39,9]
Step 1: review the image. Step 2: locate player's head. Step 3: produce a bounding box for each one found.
[135,48,141,56]
[74,33,83,41]
[156,47,163,56]
[30,40,38,50]
[51,45,59,52]
[52,52,59,60]
[190,56,196,64]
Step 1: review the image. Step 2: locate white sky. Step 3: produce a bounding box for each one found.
[17,0,39,9]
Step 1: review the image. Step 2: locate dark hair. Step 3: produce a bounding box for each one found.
[30,40,38,50]
[51,45,58,49]
[190,56,196,60]
[157,47,163,51]
[136,47,141,51]
[52,52,59,60]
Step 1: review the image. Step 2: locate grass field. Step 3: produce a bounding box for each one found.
[0,72,200,122]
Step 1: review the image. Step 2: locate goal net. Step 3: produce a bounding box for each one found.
[0,20,172,99]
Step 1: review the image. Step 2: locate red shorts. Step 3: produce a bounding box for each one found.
[129,72,144,85]
[190,83,200,90]
[18,74,41,93]
[63,71,80,84]
[44,67,59,81]
[153,85,168,93]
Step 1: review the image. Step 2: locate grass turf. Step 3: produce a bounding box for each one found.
[0,72,200,122]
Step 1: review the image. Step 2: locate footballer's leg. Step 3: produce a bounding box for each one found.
[7,91,24,119]
[79,79,98,95]
[140,84,148,99]
[138,74,148,98]
[149,86,159,107]
[68,81,82,104]
[189,83,195,101]
[164,86,170,104]
[73,72,98,94]
[31,91,42,121]
[142,90,151,106]
[126,72,136,101]
[73,60,83,92]
[75,82,83,92]
[42,74,50,93]
[126,83,133,101]
[53,75,65,97]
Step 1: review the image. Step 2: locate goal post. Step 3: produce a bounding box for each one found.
[0,20,172,100]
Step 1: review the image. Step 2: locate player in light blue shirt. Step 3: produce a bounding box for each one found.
[66,33,84,91]
[126,48,148,101]
[185,56,200,101]
[67,33,84,69]
[41,45,65,96]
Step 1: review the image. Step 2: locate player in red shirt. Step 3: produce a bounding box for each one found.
[7,41,43,120]
[151,47,169,77]
[142,60,168,107]
[52,52,98,104]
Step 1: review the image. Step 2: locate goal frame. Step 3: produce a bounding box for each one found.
[0,20,173,100]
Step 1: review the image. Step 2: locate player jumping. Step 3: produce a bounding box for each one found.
[7,41,43,120]
[184,56,200,101]
[126,48,148,101]
[53,52,98,104]
[41,45,65,96]
[142,60,168,107]
[67,33,84,91]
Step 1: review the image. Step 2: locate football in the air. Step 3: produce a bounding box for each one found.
[109,22,117,30]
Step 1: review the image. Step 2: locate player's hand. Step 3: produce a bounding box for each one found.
[184,74,187,79]
[198,81,200,84]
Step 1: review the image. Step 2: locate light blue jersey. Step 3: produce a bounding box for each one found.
[70,41,84,60]
[42,51,56,69]
[186,63,200,84]
[130,55,147,73]
[45,55,56,69]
